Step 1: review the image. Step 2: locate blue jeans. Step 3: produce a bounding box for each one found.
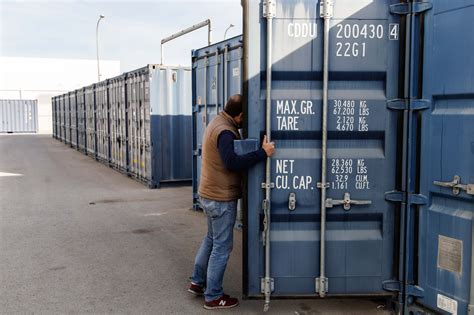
[191,197,237,302]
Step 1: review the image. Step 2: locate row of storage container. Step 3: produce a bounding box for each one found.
[0,99,38,133]
[52,65,192,188]
[191,1,473,314]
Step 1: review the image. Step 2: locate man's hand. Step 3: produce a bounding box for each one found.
[262,135,275,157]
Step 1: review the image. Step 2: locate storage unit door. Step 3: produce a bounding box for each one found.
[245,0,403,296]
[413,1,474,314]
[70,93,78,147]
[96,83,110,163]
[151,67,192,186]
[65,95,71,144]
[59,95,64,141]
[52,98,56,138]
[85,87,96,156]
[109,77,128,172]
[127,71,151,182]
[77,90,86,152]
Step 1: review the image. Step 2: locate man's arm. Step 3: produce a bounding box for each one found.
[217,131,267,172]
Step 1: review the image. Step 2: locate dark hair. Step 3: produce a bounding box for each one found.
[224,94,243,118]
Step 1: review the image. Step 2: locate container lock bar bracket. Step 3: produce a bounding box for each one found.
[383,280,425,298]
[319,0,334,18]
[385,191,428,205]
[261,182,275,189]
[389,2,432,15]
[317,182,330,189]
[260,277,275,294]
[263,0,276,18]
[387,99,430,111]
[315,277,328,294]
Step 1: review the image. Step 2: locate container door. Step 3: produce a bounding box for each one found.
[192,49,224,207]
[244,0,404,297]
[412,1,474,314]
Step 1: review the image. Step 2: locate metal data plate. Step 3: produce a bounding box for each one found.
[437,235,463,274]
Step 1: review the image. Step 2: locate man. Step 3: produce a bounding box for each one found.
[189,94,275,309]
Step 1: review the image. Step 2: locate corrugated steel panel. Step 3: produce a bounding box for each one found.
[192,35,243,209]
[0,99,38,133]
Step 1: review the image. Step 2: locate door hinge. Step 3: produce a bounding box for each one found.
[193,147,202,156]
[390,2,433,15]
[383,280,425,298]
[260,277,274,294]
[434,175,474,196]
[387,99,430,111]
[326,192,372,211]
[385,191,428,205]
[261,182,275,189]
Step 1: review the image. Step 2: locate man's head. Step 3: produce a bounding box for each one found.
[224,94,244,127]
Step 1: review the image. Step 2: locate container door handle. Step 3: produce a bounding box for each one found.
[434,175,474,196]
[326,192,372,211]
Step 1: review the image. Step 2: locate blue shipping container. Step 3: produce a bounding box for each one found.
[192,35,244,208]
[241,0,473,314]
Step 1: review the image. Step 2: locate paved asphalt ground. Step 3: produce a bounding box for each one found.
[0,135,391,314]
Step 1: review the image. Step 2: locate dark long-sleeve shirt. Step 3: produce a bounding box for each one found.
[217,131,267,172]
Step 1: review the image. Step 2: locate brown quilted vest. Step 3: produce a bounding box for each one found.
[198,111,242,201]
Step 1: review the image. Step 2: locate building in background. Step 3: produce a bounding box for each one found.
[0,57,120,134]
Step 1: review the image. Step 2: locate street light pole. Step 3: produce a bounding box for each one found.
[224,24,234,40]
[96,14,105,82]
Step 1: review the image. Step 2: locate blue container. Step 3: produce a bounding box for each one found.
[192,35,243,208]
[242,0,473,313]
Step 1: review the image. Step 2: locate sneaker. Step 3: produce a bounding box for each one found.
[204,295,239,310]
[188,283,205,296]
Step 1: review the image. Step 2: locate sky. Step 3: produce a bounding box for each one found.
[0,0,243,72]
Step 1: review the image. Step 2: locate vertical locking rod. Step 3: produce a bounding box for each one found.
[263,0,275,311]
[318,0,332,298]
